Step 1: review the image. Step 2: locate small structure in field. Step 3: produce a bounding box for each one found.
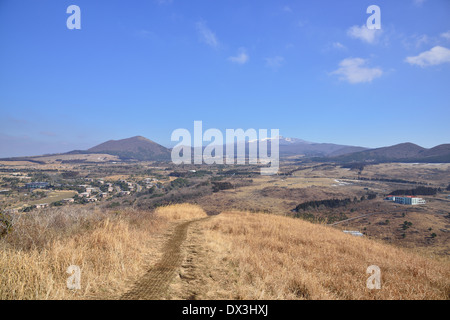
[25,182,49,189]
[343,230,364,237]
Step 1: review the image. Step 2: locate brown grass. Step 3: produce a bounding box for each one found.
[2,203,448,300]
[0,204,206,300]
[199,211,450,300]
[154,203,208,221]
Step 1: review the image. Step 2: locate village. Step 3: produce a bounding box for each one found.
[0,170,162,214]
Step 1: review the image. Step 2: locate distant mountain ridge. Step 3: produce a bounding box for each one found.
[207,136,368,159]
[255,136,368,157]
[1,135,448,163]
[83,135,369,161]
[330,142,450,163]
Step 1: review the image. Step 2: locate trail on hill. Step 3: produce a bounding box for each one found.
[121,217,210,300]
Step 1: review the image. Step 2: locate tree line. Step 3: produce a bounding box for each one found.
[389,186,438,196]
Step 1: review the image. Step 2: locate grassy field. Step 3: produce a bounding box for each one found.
[169,210,450,300]
[19,190,78,207]
[1,204,448,299]
[0,204,205,299]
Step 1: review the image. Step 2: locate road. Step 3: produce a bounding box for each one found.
[328,212,378,226]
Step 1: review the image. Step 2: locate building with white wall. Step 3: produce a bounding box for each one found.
[385,195,426,205]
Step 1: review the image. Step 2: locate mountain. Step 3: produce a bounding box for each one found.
[225,136,368,158]
[273,136,368,157]
[87,136,171,161]
[272,136,314,146]
[330,142,450,163]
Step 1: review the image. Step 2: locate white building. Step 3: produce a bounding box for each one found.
[388,196,426,205]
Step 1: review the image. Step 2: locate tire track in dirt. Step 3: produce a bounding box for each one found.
[121,217,210,300]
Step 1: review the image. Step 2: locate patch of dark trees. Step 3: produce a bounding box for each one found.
[61,171,79,179]
[388,186,438,196]
[293,198,353,212]
[169,170,212,178]
[61,159,87,164]
[212,181,234,192]
[293,193,376,213]
[341,163,365,171]
[220,169,260,176]
[356,176,428,185]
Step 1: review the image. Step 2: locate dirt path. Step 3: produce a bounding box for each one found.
[121,217,210,300]
[328,212,378,226]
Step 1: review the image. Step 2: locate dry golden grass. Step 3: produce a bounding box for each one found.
[155,203,208,221]
[0,204,207,300]
[200,211,450,300]
[2,202,448,300]
[0,161,36,166]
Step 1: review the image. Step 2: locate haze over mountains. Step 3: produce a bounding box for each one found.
[2,135,450,163]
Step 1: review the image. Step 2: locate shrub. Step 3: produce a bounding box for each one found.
[0,213,13,238]
[212,181,234,193]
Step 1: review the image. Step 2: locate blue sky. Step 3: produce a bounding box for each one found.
[1,0,450,157]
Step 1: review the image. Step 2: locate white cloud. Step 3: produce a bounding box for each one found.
[264,56,284,70]
[332,42,347,50]
[228,48,249,65]
[331,58,383,84]
[196,21,219,48]
[405,46,450,67]
[415,34,429,47]
[441,31,450,40]
[283,6,292,13]
[347,25,381,44]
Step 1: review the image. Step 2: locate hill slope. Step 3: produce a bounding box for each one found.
[167,210,450,300]
[88,136,171,161]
